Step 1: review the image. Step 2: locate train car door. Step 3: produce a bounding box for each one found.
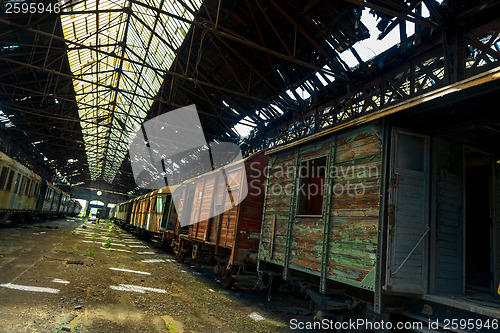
[386,129,430,294]
[464,147,494,294]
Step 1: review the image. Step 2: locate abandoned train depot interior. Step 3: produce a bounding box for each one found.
[1,0,500,332]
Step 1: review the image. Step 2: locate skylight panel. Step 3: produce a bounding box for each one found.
[315,72,329,86]
[60,0,202,183]
[232,116,255,138]
[295,86,311,100]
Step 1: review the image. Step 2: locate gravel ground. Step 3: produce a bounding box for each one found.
[0,218,313,333]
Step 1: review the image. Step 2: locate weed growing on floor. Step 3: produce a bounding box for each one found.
[103,238,112,248]
[108,225,113,233]
[67,247,78,255]
[74,323,82,333]
[91,234,96,242]
[52,323,65,333]
[84,249,94,257]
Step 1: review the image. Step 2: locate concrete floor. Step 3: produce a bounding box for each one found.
[0,218,312,332]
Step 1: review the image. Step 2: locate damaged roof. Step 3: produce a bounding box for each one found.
[0,0,499,194]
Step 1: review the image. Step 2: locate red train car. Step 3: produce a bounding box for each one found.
[172,151,268,287]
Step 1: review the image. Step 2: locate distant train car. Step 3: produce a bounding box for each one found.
[107,205,117,220]
[0,151,42,223]
[122,187,176,247]
[0,151,78,224]
[59,192,71,213]
[72,200,82,216]
[67,199,82,217]
[37,180,62,214]
[114,200,133,226]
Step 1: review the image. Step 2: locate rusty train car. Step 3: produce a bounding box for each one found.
[113,151,269,287]
[173,151,268,287]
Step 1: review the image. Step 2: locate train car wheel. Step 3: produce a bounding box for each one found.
[191,244,198,259]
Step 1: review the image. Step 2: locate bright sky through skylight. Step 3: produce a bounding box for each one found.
[233,3,434,139]
[339,5,430,68]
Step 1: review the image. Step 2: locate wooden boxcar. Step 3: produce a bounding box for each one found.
[258,124,381,294]
[258,68,500,324]
[114,187,177,248]
[113,151,269,287]
[171,151,268,286]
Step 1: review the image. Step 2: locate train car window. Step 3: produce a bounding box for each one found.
[296,157,327,216]
[25,179,31,196]
[0,167,9,189]
[13,174,21,193]
[19,176,26,195]
[5,171,15,191]
[30,182,36,197]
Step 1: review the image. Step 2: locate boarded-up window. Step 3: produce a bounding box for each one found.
[0,167,9,189]
[296,157,327,216]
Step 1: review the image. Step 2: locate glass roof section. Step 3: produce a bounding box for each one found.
[60,0,202,183]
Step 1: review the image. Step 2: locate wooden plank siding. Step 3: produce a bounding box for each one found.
[259,151,296,265]
[328,128,381,289]
[290,138,331,273]
[259,125,382,290]
[236,152,269,254]
[173,151,268,267]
